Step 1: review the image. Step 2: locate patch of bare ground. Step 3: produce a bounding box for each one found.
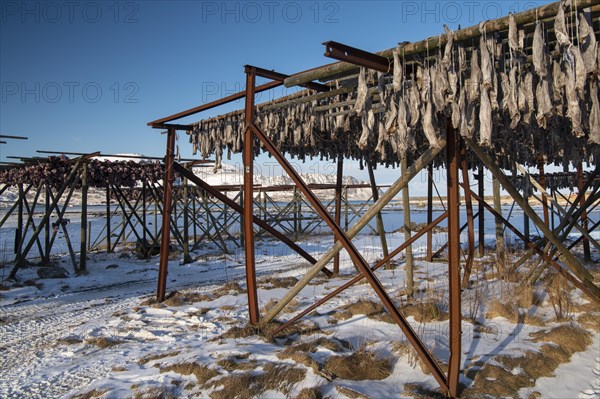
[463,325,592,398]
[160,362,220,386]
[137,350,181,365]
[335,385,372,399]
[295,386,323,399]
[323,346,393,381]
[208,363,305,399]
[70,388,108,399]
[85,337,122,348]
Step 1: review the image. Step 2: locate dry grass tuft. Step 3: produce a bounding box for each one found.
[111,365,128,372]
[216,319,321,342]
[163,291,212,307]
[517,283,543,308]
[401,301,448,323]
[133,386,176,399]
[323,346,393,381]
[216,354,256,372]
[260,276,299,289]
[295,386,323,399]
[578,313,600,332]
[138,350,181,365]
[70,388,108,399]
[335,385,372,399]
[402,382,446,399]
[85,337,122,349]
[484,299,544,325]
[57,336,84,345]
[462,364,530,398]
[343,300,384,316]
[546,273,574,321]
[392,341,447,375]
[208,362,305,399]
[530,325,591,355]
[160,362,220,386]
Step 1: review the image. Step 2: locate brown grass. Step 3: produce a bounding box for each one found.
[392,341,447,376]
[160,362,220,386]
[323,347,393,381]
[216,354,256,372]
[530,325,592,355]
[163,291,213,307]
[546,273,574,321]
[578,313,600,332]
[133,387,175,399]
[70,388,108,399]
[260,276,299,288]
[138,351,181,365]
[484,299,544,326]
[218,320,322,342]
[464,324,592,398]
[85,337,122,349]
[401,301,448,323]
[208,362,305,399]
[402,382,446,399]
[335,385,372,399]
[57,336,84,345]
[111,365,128,372]
[295,386,323,399]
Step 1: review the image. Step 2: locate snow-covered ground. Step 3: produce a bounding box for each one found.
[1,223,599,399]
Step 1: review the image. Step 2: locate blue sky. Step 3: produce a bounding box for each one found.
[0,0,553,195]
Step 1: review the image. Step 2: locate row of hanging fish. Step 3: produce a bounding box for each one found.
[189,0,599,171]
[509,170,594,194]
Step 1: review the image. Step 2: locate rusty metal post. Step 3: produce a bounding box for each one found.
[79,161,88,272]
[182,173,192,264]
[446,120,462,398]
[142,181,147,243]
[577,162,591,262]
[156,128,176,302]
[244,67,260,325]
[477,163,485,256]
[537,155,549,226]
[367,161,391,269]
[426,164,433,261]
[333,154,344,275]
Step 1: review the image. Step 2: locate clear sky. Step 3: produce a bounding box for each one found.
[1,0,553,195]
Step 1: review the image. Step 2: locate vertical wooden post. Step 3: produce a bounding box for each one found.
[106,185,111,253]
[79,162,88,272]
[460,140,475,287]
[183,173,191,264]
[401,158,414,290]
[426,164,433,261]
[367,161,391,269]
[142,181,147,243]
[16,184,24,257]
[344,186,349,230]
[478,163,485,256]
[192,188,198,243]
[523,182,530,243]
[157,128,176,302]
[577,162,591,262]
[446,120,461,399]
[333,155,344,275]
[244,66,260,325]
[493,175,505,276]
[538,155,549,226]
[44,179,50,263]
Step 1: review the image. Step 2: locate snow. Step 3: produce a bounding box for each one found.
[1,222,599,398]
